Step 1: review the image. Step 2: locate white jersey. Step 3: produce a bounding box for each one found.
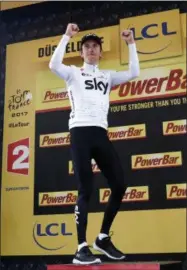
[49,34,140,130]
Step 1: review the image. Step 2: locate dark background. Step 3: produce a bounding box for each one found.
[34,95,187,216]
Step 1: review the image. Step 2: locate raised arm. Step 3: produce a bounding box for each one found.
[111,29,140,87]
[49,23,79,81]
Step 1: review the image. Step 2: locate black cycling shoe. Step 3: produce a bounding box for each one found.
[93,235,125,260]
[72,245,101,265]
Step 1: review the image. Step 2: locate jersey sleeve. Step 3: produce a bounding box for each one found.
[110,43,140,87]
[49,34,72,81]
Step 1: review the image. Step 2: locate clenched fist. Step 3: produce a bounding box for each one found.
[121,30,134,44]
[65,23,79,38]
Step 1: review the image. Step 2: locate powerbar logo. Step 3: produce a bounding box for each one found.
[100,186,149,203]
[40,132,70,147]
[39,191,78,206]
[167,184,187,199]
[132,151,182,169]
[111,67,186,102]
[163,119,187,135]
[108,124,146,140]
[39,124,146,148]
[43,88,68,103]
[69,159,100,174]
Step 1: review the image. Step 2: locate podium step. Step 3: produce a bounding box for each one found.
[47,261,181,270]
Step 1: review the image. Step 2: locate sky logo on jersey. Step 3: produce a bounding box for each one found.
[69,159,100,174]
[163,119,187,135]
[40,132,70,147]
[108,124,146,141]
[43,88,68,103]
[166,184,187,199]
[85,78,108,95]
[132,151,182,170]
[100,186,149,203]
[39,191,78,206]
[110,65,186,103]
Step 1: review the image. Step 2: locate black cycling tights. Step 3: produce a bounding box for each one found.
[70,126,126,244]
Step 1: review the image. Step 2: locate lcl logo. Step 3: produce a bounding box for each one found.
[33,222,72,251]
[130,22,177,54]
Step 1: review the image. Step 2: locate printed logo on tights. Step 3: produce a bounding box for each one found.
[75,205,80,225]
[85,78,108,95]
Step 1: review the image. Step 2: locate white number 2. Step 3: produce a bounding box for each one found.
[12,145,29,170]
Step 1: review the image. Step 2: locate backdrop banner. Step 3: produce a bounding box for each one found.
[1,11,186,256]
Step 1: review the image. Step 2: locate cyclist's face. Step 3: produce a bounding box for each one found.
[81,40,102,64]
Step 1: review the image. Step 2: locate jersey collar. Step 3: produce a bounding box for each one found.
[82,62,99,72]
